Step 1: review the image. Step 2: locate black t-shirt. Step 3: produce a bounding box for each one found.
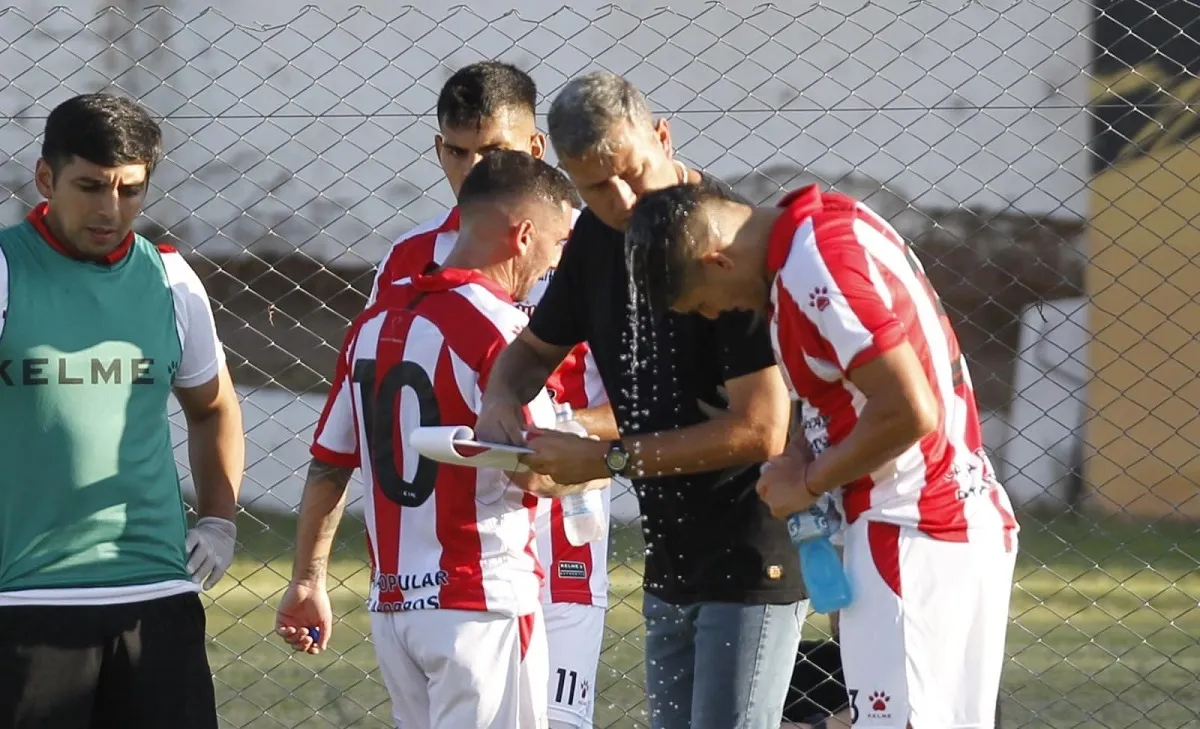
[529,175,804,605]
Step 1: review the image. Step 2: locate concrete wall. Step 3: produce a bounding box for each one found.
[997,298,1088,508]
[1,0,1094,260]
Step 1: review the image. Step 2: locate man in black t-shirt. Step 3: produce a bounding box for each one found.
[476,70,805,729]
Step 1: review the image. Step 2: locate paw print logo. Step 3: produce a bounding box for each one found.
[580,679,590,699]
[809,286,831,311]
[869,691,890,711]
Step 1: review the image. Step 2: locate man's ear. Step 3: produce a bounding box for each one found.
[34,158,55,199]
[530,131,547,160]
[512,219,535,256]
[434,134,444,158]
[653,118,673,158]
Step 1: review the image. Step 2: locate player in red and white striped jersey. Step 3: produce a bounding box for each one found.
[368,207,611,607]
[278,151,591,729]
[363,62,614,729]
[625,183,1019,729]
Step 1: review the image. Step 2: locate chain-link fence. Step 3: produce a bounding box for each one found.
[1,1,1198,727]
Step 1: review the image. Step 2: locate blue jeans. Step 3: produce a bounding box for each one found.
[642,593,807,729]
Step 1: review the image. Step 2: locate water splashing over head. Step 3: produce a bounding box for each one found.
[625,182,709,478]
[624,183,703,324]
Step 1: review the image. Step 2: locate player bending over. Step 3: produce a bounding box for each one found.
[626,182,1020,729]
[276,150,596,729]
[370,61,615,729]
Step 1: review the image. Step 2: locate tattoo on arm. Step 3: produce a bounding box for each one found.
[301,556,330,583]
[317,504,344,540]
[307,460,354,489]
[295,458,354,583]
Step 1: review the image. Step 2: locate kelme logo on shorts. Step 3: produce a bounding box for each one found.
[557,561,587,579]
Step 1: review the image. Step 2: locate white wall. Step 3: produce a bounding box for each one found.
[996,297,1089,507]
[0,0,1093,266]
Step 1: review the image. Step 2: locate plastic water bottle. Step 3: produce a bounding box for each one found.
[561,489,607,546]
[554,405,607,547]
[787,493,853,614]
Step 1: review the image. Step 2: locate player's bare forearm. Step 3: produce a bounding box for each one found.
[177,367,245,522]
[574,403,619,440]
[509,469,598,498]
[626,367,790,478]
[487,330,572,406]
[292,458,354,586]
[803,400,934,495]
[805,344,939,495]
[188,413,243,521]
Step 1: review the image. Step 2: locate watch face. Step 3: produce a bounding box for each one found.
[606,449,628,471]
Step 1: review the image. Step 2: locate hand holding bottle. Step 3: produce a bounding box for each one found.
[552,405,608,546]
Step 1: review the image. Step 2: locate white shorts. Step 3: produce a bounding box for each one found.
[839,520,1017,729]
[542,602,605,728]
[370,608,549,729]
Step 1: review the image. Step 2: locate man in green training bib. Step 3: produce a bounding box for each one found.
[0,93,245,728]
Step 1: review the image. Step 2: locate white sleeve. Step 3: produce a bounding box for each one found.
[0,247,8,343]
[159,248,226,388]
[526,388,559,430]
[778,218,906,374]
[310,349,360,466]
[582,348,609,408]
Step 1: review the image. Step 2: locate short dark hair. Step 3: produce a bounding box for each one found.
[437,61,537,131]
[456,149,581,213]
[626,182,735,315]
[41,93,163,177]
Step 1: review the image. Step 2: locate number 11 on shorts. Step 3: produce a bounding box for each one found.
[554,667,579,705]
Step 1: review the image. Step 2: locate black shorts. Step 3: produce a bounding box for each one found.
[0,591,217,729]
[782,639,849,723]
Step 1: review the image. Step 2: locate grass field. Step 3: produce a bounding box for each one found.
[203,510,1200,729]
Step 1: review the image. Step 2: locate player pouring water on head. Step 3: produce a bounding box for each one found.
[624,182,1020,729]
[276,150,606,729]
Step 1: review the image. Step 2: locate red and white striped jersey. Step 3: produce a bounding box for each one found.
[767,185,1018,546]
[368,210,611,607]
[311,268,559,616]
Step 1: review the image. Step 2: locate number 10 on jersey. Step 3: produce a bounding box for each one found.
[353,358,442,508]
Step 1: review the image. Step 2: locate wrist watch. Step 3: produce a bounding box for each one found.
[604,440,631,477]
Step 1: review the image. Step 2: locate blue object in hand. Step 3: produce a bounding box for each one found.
[308,626,321,646]
[787,495,853,614]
